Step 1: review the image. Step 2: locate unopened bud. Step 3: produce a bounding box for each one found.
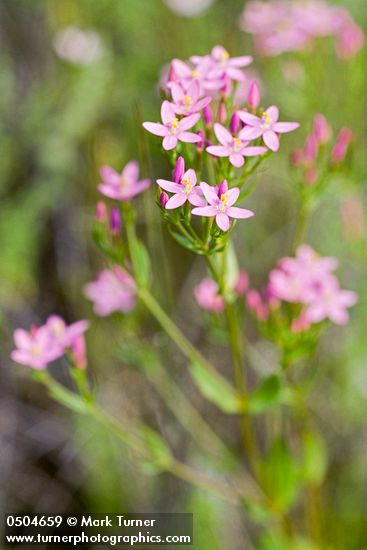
[95,201,107,223]
[109,206,122,235]
[160,191,169,208]
[172,156,185,183]
[248,81,260,109]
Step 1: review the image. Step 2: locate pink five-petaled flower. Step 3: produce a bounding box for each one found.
[11,325,64,369]
[98,161,150,201]
[192,181,254,232]
[143,100,201,151]
[84,265,137,317]
[45,315,89,348]
[168,80,212,116]
[194,278,225,313]
[157,168,205,209]
[207,123,268,167]
[304,275,357,325]
[192,45,253,83]
[238,106,299,152]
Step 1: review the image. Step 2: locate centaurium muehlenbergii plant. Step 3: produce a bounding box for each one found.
[10,43,358,548]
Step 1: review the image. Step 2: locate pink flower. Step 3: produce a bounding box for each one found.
[206,123,267,167]
[98,161,150,201]
[11,325,64,369]
[168,80,211,116]
[193,45,252,83]
[194,278,225,313]
[192,180,254,231]
[246,289,269,321]
[238,106,299,152]
[45,315,89,348]
[304,275,357,325]
[170,58,216,93]
[143,100,200,150]
[84,266,137,316]
[157,167,205,209]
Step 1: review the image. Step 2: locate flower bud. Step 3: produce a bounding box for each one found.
[203,105,212,126]
[95,201,107,223]
[109,206,122,235]
[248,81,260,109]
[217,103,227,124]
[331,128,353,164]
[159,191,169,208]
[229,112,240,135]
[235,270,249,295]
[218,179,228,197]
[71,334,87,370]
[313,114,331,145]
[196,130,205,151]
[291,149,304,166]
[172,156,185,183]
[304,134,318,164]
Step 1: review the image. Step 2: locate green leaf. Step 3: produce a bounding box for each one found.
[130,239,150,287]
[189,361,244,414]
[300,430,328,486]
[169,229,201,253]
[248,375,283,415]
[137,424,172,472]
[260,438,300,512]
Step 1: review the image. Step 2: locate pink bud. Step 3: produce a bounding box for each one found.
[172,156,185,183]
[291,313,311,334]
[304,134,318,164]
[218,179,228,197]
[71,334,87,370]
[313,114,331,145]
[203,105,213,126]
[229,112,240,135]
[248,81,260,109]
[109,206,122,235]
[336,22,365,60]
[95,201,107,223]
[217,103,227,124]
[168,62,177,83]
[331,128,353,164]
[159,191,169,208]
[291,149,304,167]
[304,167,318,185]
[235,270,249,295]
[196,130,205,151]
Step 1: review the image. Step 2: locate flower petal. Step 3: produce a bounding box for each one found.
[170,82,185,103]
[161,100,176,124]
[229,55,253,67]
[226,188,240,205]
[179,113,200,131]
[265,105,279,122]
[183,168,197,185]
[122,160,139,182]
[188,192,206,207]
[229,153,245,167]
[237,111,261,126]
[179,131,201,143]
[238,126,263,140]
[216,213,230,231]
[14,329,32,351]
[200,182,218,204]
[273,122,300,133]
[263,131,279,152]
[206,145,230,157]
[214,123,233,146]
[192,205,217,217]
[143,122,168,137]
[163,135,178,150]
[242,146,268,156]
[227,67,246,81]
[100,165,120,186]
[227,206,255,219]
[157,179,183,193]
[166,193,187,209]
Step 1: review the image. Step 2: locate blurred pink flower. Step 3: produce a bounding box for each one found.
[192,181,254,231]
[157,167,205,209]
[238,106,299,152]
[45,315,89,348]
[304,276,357,325]
[11,325,63,369]
[246,289,269,321]
[207,122,267,167]
[194,45,252,83]
[84,266,137,316]
[143,100,200,150]
[194,278,225,313]
[98,161,150,201]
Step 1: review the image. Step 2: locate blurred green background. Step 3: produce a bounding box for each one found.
[1,1,367,548]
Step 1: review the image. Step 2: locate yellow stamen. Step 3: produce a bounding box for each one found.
[262,112,272,125]
[170,117,179,129]
[220,193,229,207]
[183,95,193,106]
[191,70,199,78]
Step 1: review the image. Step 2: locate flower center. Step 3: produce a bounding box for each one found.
[262,112,272,129]
[191,70,199,78]
[169,117,179,134]
[50,320,65,338]
[233,137,243,152]
[219,49,230,66]
[119,177,128,189]
[31,343,42,357]
[183,95,193,106]
[181,177,193,195]
[217,193,229,212]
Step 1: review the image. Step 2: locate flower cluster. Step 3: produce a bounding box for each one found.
[240,1,364,59]
[291,114,353,184]
[11,316,89,369]
[246,245,357,330]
